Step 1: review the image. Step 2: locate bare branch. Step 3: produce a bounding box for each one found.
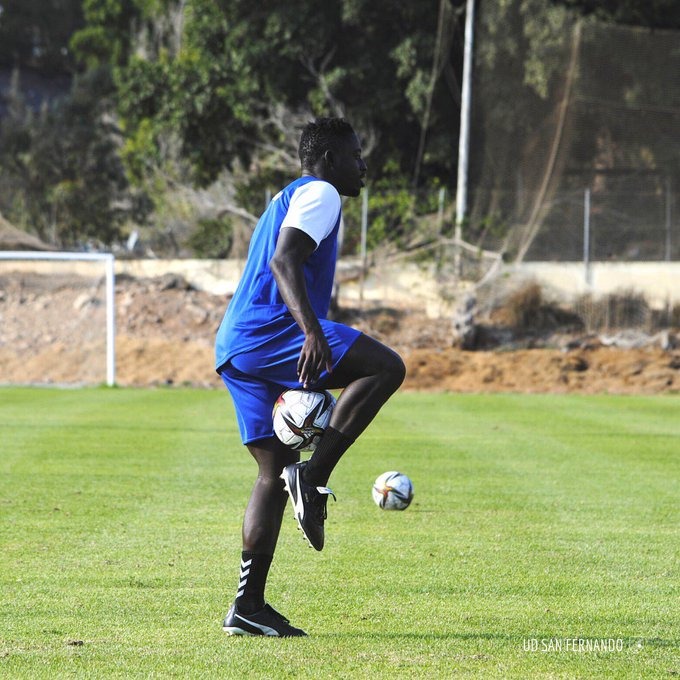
[215,204,259,225]
[300,48,345,118]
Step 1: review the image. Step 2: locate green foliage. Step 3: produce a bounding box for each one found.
[3,0,678,249]
[342,175,417,254]
[363,186,416,250]
[112,2,260,187]
[549,0,680,29]
[476,0,572,127]
[0,68,136,245]
[234,166,293,219]
[185,216,233,258]
[107,0,460,188]
[0,0,83,73]
[70,0,156,68]
[465,210,509,244]
[342,166,450,254]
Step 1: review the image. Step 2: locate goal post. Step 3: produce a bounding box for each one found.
[0,251,116,386]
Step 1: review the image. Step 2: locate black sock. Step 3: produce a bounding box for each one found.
[303,427,354,487]
[234,551,272,614]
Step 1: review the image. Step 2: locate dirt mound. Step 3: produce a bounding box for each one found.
[0,271,678,393]
[405,345,678,394]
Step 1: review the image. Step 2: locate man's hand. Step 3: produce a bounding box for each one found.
[297,327,333,388]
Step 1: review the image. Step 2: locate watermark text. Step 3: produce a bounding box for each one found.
[522,638,625,653]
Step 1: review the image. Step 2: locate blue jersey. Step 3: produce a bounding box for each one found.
[215,176,342,370]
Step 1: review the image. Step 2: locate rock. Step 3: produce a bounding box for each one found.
[562,355,589,372]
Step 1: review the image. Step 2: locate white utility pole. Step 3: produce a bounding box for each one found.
[454,0,476,278]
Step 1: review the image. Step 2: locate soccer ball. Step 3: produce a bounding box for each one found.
[272,389,336,451]
[372,471,414,510]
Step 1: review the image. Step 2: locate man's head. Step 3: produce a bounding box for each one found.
[298,117,367,197]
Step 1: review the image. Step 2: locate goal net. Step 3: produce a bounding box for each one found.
[0,252,115,386]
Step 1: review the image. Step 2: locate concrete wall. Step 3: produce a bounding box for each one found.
[2,255,679,311]
[117,259,680,308]
[117,258,245,297]
[0,257,241,297]
[507,262,680,308]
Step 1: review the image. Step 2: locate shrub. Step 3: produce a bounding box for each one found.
[186,216,233,258]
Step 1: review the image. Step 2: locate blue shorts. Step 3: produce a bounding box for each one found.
[219,320,361,444]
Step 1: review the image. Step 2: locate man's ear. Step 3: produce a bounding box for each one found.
[323,149,334,167]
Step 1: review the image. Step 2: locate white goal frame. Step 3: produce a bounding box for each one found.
[0,251,116,386]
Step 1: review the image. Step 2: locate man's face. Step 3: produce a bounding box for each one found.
[326,132,367,197]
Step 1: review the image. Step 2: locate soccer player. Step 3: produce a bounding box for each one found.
[215,117,405,637]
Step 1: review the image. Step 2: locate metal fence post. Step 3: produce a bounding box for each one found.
[584,187,591,285]
[665,176,672,262]
[360,186,368,303]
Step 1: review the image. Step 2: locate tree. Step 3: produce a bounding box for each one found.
[0,68,137,245]
[71,0,465,190]
[114,2,261,187]
[211,0,465,184]
[0,0,83,73]
[549,0,680,29]
[466,0,680,260]
[62,0,469,252]
[466,0,576,237]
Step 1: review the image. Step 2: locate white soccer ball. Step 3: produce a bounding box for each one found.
[372,471,414,510]
[272,389,336,451]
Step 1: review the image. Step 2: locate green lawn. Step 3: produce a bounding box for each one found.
[0,387,678,678]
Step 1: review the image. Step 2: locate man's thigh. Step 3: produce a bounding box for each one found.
[220,363,283,445]
[324,333,403,389]
[222,320,363,442]
[230,320,361,387]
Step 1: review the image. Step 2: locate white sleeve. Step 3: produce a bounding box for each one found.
[280,181,341,247]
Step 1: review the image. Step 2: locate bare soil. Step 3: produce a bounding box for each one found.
[1,272,679,394]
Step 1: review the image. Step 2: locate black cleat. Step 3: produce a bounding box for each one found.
[280,461,336,551]
[222,603,307,637]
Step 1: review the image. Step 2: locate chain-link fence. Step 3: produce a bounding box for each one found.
[472,178,677,262]
[468,11,680,264]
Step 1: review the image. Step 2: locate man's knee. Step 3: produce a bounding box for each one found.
[383,350,406,392]
[248,437,299,479]
[369,343,405,393]
[329,334,405,391]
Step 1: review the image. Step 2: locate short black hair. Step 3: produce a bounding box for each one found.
[298,117,355,170]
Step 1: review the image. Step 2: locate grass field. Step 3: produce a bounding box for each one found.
[1,387,678,678]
